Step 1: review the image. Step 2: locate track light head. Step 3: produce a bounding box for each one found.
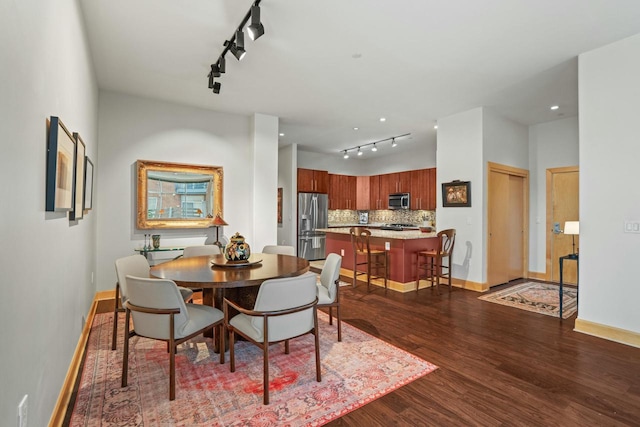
[247,5,265,40]
[211,63,221,78]
[218,56,226,73]
[213,82,221,94]
[231,30,246,60]
[208,69,214,89]
[343,150,349,159]
[391,138,398,147]
[357,147,363,156]
[371,143,377,152]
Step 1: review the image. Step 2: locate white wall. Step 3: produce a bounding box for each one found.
[578,33,640,334]
[436,108,484,284]
[251,113,279,251]
[528,117,579,273]
[0,0,98,425]
[297,137,436,176]
[96,91,254,291]
[278,144,297,247]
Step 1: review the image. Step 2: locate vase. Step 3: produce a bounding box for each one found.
[224,232,251,261]
[152,234,161,249]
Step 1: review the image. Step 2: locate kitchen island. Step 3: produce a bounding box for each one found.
[318,227,439,292]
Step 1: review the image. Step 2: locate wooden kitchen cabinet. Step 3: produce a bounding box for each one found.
[387,171,412,194]
[369,175,382,210]
[356,176,370,210]
[410,168,437,210]
[297,168,328,193]
[328,174,356,209]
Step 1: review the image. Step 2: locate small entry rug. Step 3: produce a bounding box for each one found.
[70,311,437,426]
[478,282,578,319]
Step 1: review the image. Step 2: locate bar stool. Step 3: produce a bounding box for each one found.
[415,229,456,294]
[350,227,388,290]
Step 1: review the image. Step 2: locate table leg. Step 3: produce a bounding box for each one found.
[202,289,215,339]
[559,257,564,319]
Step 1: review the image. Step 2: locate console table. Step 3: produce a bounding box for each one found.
[135,247,185,264]
[559,253,579,318]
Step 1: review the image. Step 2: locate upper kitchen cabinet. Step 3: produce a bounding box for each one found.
[298,168,328,193]
[356,176,370,210]
[328,174,356,209]
[410,168,436,210]
[388,171,412,194]
[370,175,382,210]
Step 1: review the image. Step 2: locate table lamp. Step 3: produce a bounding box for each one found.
[211,213,228,249]
[564,221,579,255]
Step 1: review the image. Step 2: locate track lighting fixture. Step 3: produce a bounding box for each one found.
[247,5,265,40]
[340,133,410,159]
[207,0,265,94]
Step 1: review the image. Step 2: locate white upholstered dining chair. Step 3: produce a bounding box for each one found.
[113,254,193,350]
[261,245,296,256]
[317,253,343,341]
[223,272,321,404]
[183,245,221,258]
[121,275,224,400]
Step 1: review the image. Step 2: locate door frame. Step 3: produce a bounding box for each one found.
[487,162,530,286]
[545,166,579,281]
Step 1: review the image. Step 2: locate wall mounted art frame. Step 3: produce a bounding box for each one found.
[46,116,75,212]
[137,160,223,229]
[69,133,86,220]
[442,180,471,207]
[84,157,94,211]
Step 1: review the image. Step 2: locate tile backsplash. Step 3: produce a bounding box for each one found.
[328,209,435,226]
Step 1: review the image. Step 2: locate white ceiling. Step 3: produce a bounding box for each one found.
[79,0,640,158]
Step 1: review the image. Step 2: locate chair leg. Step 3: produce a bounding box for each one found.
[284,339,290,354]
[263,341,270,405]
[169,314,176,401]
[122,309,130,388]
[112,285,120,350]
[314,312,321,382]
[366,254,371,291]
[352,252,357,288]
[336,304,342,342]
[229,328,236,372]
[218,324,225,364]
[415,253,420,291]
[384,252,388,289]
[328,307,333,325]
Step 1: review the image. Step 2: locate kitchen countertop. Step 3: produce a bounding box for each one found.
[318,227,437,240]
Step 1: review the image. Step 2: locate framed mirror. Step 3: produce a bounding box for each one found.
[136,160,223,229]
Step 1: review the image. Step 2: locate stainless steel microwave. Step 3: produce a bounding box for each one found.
[388,193,410,210]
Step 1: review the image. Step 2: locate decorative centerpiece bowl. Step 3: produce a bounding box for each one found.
[224,232,251,261]
[419,227,433,233]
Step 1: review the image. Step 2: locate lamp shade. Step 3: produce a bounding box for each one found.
[211,213,228,226]
[564,221,579,235]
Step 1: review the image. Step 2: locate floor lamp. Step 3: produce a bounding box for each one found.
[211,213,228,250]
[563,221,579,256]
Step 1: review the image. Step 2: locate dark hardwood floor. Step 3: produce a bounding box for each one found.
[323,278,640,426]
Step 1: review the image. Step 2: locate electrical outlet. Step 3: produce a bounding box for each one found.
[385,242,390,251]
[340,249,344,256]
[18,394,28,427]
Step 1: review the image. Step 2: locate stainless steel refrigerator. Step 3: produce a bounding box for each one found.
[298,193,328,260]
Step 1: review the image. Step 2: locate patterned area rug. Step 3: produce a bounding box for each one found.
[70,311,437,426]
[478,282,578,319]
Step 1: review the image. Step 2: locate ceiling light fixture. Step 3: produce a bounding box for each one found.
[379,117,386,122]
[340,133,410,159]
[246,5,265,40]
[551,105,559,110]
[207,0,265,94]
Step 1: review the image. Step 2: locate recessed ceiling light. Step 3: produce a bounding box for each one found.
[379,117,386,122]
[279,133,284,137]
[434,125,438,129]
[352,53,362,59]
[550,105,559,110]
[353,127,359,131]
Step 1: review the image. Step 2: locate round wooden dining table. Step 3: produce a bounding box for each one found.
[150,252,310,347]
